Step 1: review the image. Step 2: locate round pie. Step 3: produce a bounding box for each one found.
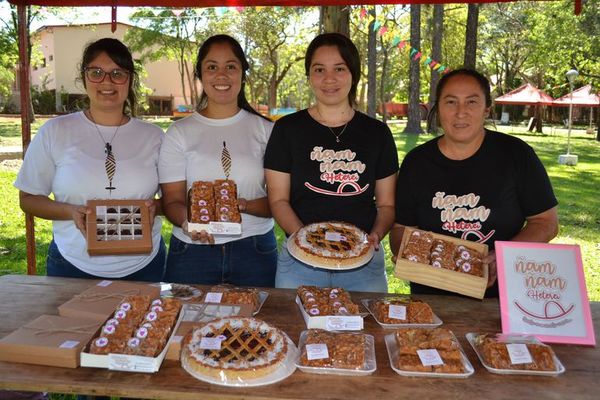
[182,317,288,381]
[288,221,373,269]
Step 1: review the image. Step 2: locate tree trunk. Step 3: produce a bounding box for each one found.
[321,6,350,36]
[464,4,479,69]
[367,8,377,117]
[268,77,277,111]
[404,5,424,134]
[379,39,389,123]
[428,4,444,133]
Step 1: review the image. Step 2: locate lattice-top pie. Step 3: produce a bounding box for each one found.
[182,317,288,380]
[290,222,372,268]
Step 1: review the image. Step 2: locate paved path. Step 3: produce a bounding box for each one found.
[0,146,22,161]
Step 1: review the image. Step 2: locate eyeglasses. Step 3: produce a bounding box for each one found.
[84,67,130,84]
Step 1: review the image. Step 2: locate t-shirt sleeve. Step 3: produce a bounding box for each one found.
[13,124,55,196]
[516,144,558,217]
[394,153,418,226]
[263,120,292,173]
[158,124,186,183]
[376,124,399,179]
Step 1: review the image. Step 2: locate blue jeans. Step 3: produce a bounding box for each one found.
[275,238,388,292]
[164,229,278,287]
[46,239,166,282]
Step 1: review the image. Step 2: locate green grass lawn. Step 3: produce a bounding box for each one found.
[1,117,598,300]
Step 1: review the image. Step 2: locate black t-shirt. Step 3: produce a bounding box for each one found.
[264,109,399,233]
[396,129,557,297]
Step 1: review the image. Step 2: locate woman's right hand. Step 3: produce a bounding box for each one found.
[182,220,215,244]
[71,205,91,237]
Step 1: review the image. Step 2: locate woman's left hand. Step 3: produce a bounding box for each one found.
[367,232,381,251]
[483,250,497,288]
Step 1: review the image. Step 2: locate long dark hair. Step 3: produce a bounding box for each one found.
[427,68,492,133]
[80,38,137,116]
[194,34,269,121]
[304,33,361,107]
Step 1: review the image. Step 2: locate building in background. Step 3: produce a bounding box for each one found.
[10,22,198,115]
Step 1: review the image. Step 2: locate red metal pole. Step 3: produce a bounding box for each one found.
[17,5,37,276]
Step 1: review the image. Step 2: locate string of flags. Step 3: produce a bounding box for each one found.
[358,7,450,75]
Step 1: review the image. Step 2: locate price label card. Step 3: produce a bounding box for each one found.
[506,343,533,364]
[388,305,407,320]
[108,354,155,373]
[59,340,80,349]
[306,343,329,360]
[325,316,363,331]
[417,349,444,366]
[199,337,223,350]
[325,232,346,242]
[204,292,223,303]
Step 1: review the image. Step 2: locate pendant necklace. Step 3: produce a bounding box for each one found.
[328,123,349,143]
[88,110,125,194]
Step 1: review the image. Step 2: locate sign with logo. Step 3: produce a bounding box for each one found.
[496,241,595,345]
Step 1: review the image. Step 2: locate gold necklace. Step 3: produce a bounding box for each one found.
[313,107,353,143]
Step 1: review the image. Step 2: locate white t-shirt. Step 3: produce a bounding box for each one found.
[159,109,274,244]
[14,111,164,277]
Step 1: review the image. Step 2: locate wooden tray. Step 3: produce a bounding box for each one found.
[394,227,488,299]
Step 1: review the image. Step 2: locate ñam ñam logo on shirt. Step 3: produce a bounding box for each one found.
[432,191,495,243]
[305,146,369,196]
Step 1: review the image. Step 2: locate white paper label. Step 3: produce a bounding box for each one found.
[325,316,363,331]
[506,343,533,364]
[97,280,112,287]
[199,337,222,350]
[204,292,223,303]
[325,231,345,242]
[306,343,329,360]
[59,340,80,349]
[417,349,444,366]
[160,283,172,291]
[108,354,155,373]
[388,305,407,320]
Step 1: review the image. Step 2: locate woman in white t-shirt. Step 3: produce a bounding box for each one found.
[15,38,165,281]
[159,34,277,287]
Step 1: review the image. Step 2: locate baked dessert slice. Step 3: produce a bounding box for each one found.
[182,317,288,380]
[299,330,367,370]
[474,334,557,371]
[373,298,434,324]
[394,328,466,373]
[290,222,372,268]
[297,286,360,316]
[203,285,261,313]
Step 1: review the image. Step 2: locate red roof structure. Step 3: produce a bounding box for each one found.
[494,83,555,106]
[553,85,600,107]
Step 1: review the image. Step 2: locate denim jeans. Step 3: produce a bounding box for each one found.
[164,229,278,287]
[275,237,388,293]
[46,239,166,282]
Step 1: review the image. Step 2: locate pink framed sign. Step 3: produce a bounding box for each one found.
[496,241,595,346]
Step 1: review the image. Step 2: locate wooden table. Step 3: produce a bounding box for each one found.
[0,274,598,399]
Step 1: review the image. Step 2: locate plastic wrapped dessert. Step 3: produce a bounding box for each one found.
[181,317,288,381]
[88,295,182,357]
[189,180,241,224]
[297,286,360,317]
[296,329,376,375]
[466,333,563,375]
[288,222,373,269]
[402,230,485,277]
[385,327,473,377]
[364,297,437,325]
[202,285,262,313]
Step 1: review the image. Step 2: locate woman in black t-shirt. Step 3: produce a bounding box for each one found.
[390,68,558,297]
[264,33,398,292]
